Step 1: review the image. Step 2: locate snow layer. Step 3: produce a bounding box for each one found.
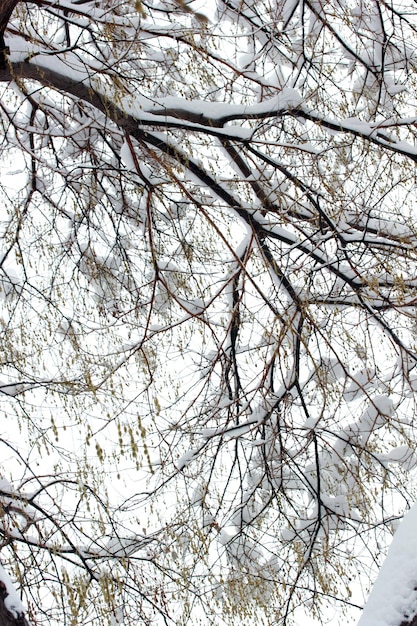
[357,503,417,626]
[0,562,26,618]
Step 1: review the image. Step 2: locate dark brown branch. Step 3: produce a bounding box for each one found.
[1,60,417,165]
[0,581,29,626]
[0,0,18,67]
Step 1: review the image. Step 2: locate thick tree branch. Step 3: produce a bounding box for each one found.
[0,582,28,626]
[0,0,18,67]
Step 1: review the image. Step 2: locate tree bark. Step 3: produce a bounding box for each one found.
[0,582,29,626]
[0,0,19,67]
[400,613,417,626]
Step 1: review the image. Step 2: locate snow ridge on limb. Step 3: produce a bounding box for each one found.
[0,563,28,626]
[357,504,417,626]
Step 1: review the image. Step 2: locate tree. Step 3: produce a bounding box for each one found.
[0,0,416,624]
